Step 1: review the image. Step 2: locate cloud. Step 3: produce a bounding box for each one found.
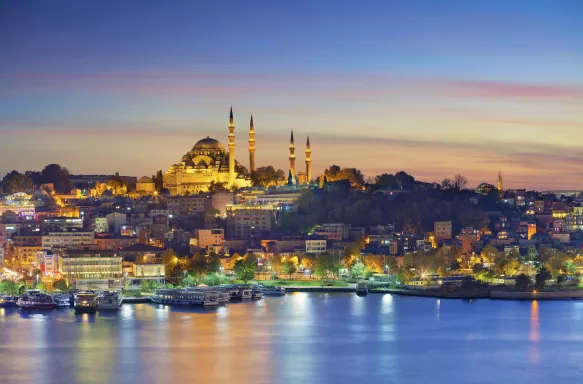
[447,80,583,100]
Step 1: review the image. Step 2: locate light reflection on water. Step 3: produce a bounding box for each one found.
[1,294,583,383]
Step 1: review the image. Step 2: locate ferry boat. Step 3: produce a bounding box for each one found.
[233,287,253,300]
[97,291,123,310]
[152,288,219,307]
[17,291,56,310]
[75,292,98,313]
[356,282,368,296]
[53,294,71,308]
[256,284,286,296]
[251,286,263,300]
[0,295,18,307]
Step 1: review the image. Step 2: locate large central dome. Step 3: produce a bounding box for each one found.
[193,136,224,151]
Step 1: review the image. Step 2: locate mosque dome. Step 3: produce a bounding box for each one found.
[138,176,153,183]
[476,183,495,195]
[193,137,224,152]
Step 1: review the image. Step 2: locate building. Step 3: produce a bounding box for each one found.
[42,231,95,250]
[226,203,276,239]
[43,217,83,230]
[58,248,122,280]
[93,217,109,233]
[136,176,156,193]
[196,229,225,249]
[12,235,42,247]
[106,212,127,233]
[14,245,42,272]
[305,234,327,255]
[313,223,348,242]
[166,195,212,216]
[94,234,138,250]
[434,221,453,241]
[162,108,252,194]
[119,243,165,263]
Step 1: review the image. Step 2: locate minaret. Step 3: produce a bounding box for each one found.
[228,107,235,184]
[305,135,312,184]
[249,115,255,175]
[498,171,503,198]
[289,130,296,180]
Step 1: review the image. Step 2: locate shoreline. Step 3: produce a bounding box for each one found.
[121,286,583,302]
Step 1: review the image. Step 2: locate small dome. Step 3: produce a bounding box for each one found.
[193,136,224,151]
[32,189,49,197]
[101,190,114,197]
[138,176,153,183]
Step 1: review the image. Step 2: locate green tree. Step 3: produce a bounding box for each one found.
[450,260,461,271]
[182,274,197,287]
[36,282,46,292]
[53,279,69,292]
[204,272,228,286]
[2,171,33,193]
[234,254,258,284]
[300,255,316,278]
[283,256,298,279]
[206,252,222,274]
[189,252,209,281]
[350,262,367,279]
[140,280,149,292]
[514,273,532,291]
[314,252,340,282]
[0,280,19,295]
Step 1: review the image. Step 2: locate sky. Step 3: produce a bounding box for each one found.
[1,0,582,190]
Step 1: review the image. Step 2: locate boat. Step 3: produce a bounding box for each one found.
[97,291,123,310]
[0,295,18,308]
[251,286,263,300]
[256,284,286,296]
[17,291,56,310]
[53,294,71,308]
[152,288,219,307]
[356,282,368,296]
[233,287,253,300]
[75,292,98,313]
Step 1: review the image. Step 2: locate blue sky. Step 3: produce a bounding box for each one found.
[1,0,582,188]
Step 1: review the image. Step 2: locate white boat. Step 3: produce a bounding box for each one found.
[152,289,218,307]
[75,292,98,313]
[97,291,123,310]
[53,294,71,308]
[251,287,263,299]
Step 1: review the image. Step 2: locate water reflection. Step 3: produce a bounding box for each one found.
[529,300,540,365]
[2,296,583,383]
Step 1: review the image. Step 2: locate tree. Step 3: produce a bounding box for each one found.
[364,255,385,274]
[251,166,286,188]
[234,254,258,284]
[204,272,228,286]
[140,280,150,292]
[181,274,197,287]
[189,252,209,281]
[535,266,552,289]
[450,260,461,271]
[282,256,299,279]
[350,262,367,279]
[206,252,222,274]
[314,252,340,282]
[53,279,69,292]
[2,171,33,193]
[300,256,316,278]
[481,245,502,265]
[162,248,178,275]
[35,282,46,292]
[41,164,73,193]
[0,280,19,295]
[514,273,532,291]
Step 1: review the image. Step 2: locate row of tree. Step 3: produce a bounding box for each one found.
[1,164,74,194]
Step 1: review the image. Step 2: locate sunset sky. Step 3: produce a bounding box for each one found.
[1,0,582,189]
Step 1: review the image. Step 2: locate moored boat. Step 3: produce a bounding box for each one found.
[75,292,98,313]
[97,291,123,310]
[0,295,18,307]
[152,288,218,307]
[356,282,368,296]
[17,291,56,310]
[256,284,286,296]
[53,294,71,308]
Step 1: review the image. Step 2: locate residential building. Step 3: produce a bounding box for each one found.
[106,212,127,233]
[166,195,212,216]
[226,203,276,239]
[14,245,42,271]
[94,234,138,250]
[42,231,95,250]
[312,223,348,241]
[434,221,452,241]
[93,217,108,233]
[305,234,327,255]
[197,229,225,249]
[43,217,84,230]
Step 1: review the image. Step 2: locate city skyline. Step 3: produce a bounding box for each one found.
[1,0,582,189]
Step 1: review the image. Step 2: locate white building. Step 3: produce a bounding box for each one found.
[305,234,327,256]
[42,231,95,250]
[94,217,108,233]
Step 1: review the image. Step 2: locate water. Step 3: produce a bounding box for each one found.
[1,293,582,384]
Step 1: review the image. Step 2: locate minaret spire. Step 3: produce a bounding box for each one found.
[249,114,256,175]
[498,171,503,198]
[305,135,312,184]
[228,107,236,186]
[289,130,296,181]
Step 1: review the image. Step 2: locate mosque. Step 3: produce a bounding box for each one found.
[148,108,312,195]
